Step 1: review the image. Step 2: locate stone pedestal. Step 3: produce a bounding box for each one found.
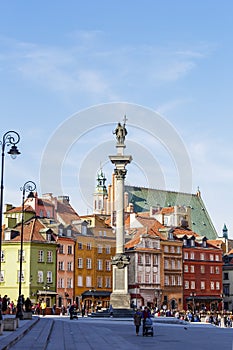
[23,312,32,319]
[3,318,17,331]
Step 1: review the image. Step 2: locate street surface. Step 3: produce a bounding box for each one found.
[9,316,233,350]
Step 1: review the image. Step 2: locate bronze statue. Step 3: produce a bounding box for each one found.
[113,119,127,144]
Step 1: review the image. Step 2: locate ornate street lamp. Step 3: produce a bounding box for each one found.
[0,131,20,320]
[16,181,36,319]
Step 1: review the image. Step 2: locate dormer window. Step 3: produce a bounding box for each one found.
[203,240,207,248]
[191,239,195,247]
[183,239,187,246]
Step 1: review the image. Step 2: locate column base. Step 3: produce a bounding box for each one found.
[110,292,131,309]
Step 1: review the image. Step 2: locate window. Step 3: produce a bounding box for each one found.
[67,229,72,237]
[78,258,83,268]
[153,255,158,266]
[183,239,187,246]
[58,278,64,288]
[46,210,50,218]
[223,285,229,296]
[216,282,220,290]
[47,271,52,283]
[200,253,205,260]
[184,265,188,273]
[164,246,169,253]
[58,261,64,270]
[97,259,103,270]
[145,273,150,283]
[47,251,53,263]
[86,276,92,287]
[138,254,143,265]
[190,252,195,260]
[171,259,175,269]
[1,251,5,262]
[18,249,25,262]
[190,265,195,273]
[67,278,73,288]
[177,260,181,270]
[177,276,182,286]
[164,259,169,269]
[200,265,205,274]
[39,209,43,217]
[224,272,229,280]
[106,260,111,271]
[97,277,102,288]
[59,245,64,254]
[67,262,73,271]
[215,266,220,274]
[105,277,111,288]
[201,281,205,289]
[38,271,43,283]
[191,281,195,289]
[184,252,188,259]
[165,275,169,286]
[137,273,142,283]
[0,270,5,282]
[145,254,150,265]
[215,255,220,261]
[38,250,44,263]
[67,246,72,255]
[210,266,214,274]
[170,246,175,253]
[106,245,111,254]
[153,273,158,283]
[209,254,214,261]
[78,276,83,287]
[97,245,103,253]
[184,280,189,289]
[171,275,176,286]
[78,242,82,250]
[210,281,215,290]
[86,258,92,269]
[87,243,91,250]
[176,246,181,254]
[191,239,195,247]
[18,270,25,283]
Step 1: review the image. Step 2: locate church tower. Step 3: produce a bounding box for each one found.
[93,168,108,214]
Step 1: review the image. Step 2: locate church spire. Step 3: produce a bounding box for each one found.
[222,223,228,239]
[93,167,108,214]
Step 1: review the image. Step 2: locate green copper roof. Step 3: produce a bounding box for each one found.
[125,186,218,240]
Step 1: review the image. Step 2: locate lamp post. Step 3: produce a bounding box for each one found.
[0,132,20,272]
[190,292,196,313]
[16,180,36,319]
[0,131,20,320]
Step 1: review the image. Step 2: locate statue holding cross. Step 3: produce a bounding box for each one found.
[113,116,128,145]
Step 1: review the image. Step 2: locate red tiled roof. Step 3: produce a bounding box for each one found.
[160,207,174,214]
[5,205,35,214]
[5,217,54,242]
[56,201,80,224]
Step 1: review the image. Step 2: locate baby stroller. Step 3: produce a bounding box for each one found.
[143,317,153,336]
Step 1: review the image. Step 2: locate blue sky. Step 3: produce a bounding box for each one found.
[0,0,233,237]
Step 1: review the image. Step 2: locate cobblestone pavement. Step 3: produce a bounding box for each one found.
[2,316,233,350]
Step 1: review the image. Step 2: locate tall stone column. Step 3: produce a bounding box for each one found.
[109,120,132,309]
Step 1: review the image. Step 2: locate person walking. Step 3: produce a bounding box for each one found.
[41,300,46,316]
[142,306,151,335]
[134,309,142,336]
